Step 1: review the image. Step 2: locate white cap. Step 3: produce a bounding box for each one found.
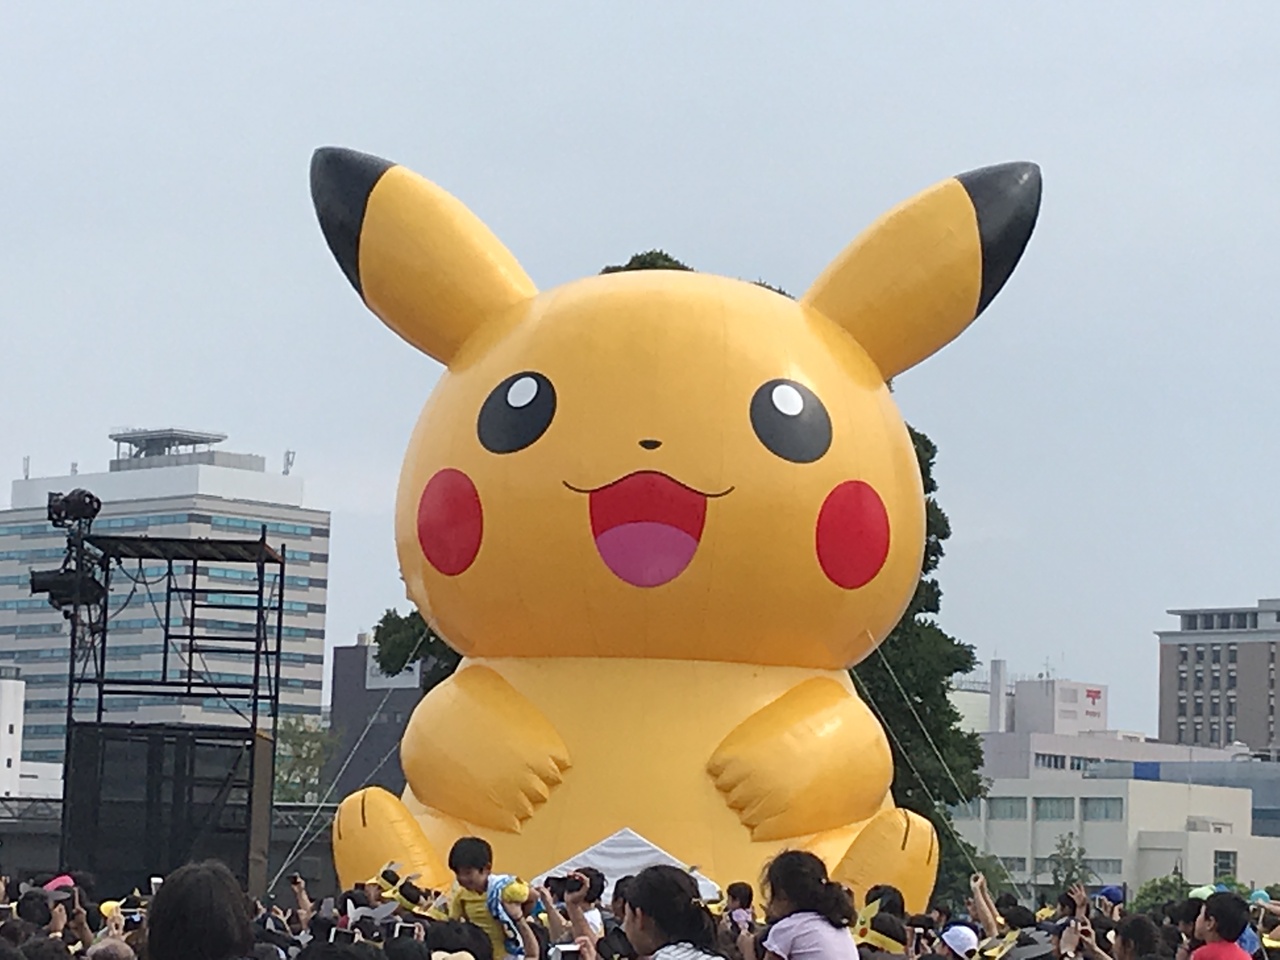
[941,925,980,959]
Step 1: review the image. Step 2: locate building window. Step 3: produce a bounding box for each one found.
[1033,797,1075,821]
[1228,672,1237,689]
[1210,727,1220,744]
[1081,797,1124,821]
[987,797,1028,821]
[1060,688,1079,704]
[1034,753,1066,770]
[1226,721,1236,742]
[1083,858,1123,876]
[1195,667,1204,685]
[1194,695,1204,715]
[1183,617,1198,632]
[1177,721,1186,743]
[1233,613,1246,629]
[949,799,980,820]
[1219,614,1232,629]
[1228,646,1238,663]
[1214,850,1238,880]
[1228,697,1236,717]
[1203,616,1215,631]
[1212,646,1222,663]
[1210,699,1220,717]
[1070,756,1101,771]
[1033,857,1055,875]
[999,856,1026,873]
[1197,645,1207,661]
[1180,648,1190,665]
[1250,613,1259,629]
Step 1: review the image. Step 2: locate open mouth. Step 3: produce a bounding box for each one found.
[565,471,731,587]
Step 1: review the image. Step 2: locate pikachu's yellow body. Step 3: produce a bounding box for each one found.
[310,149,1041,910]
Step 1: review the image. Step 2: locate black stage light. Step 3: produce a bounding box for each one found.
[47,489,102,527]
[29,567,106,609]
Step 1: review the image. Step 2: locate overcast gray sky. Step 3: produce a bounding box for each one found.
[3,4,1278,733]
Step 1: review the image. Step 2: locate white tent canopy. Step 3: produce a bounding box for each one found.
[533,828,722,903]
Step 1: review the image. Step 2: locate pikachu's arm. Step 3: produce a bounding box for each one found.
[707,678,892,840]
[401,666,571,833]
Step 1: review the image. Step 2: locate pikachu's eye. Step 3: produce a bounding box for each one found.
[750,379,831,463]
[477,371,556,454]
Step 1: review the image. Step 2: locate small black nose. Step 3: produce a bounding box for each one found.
[639,439,662,450]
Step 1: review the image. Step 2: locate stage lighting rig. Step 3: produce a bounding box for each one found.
[47,489,102,528]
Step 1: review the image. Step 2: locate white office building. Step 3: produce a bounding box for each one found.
[954,776,1280,891]
[0,429,328,768]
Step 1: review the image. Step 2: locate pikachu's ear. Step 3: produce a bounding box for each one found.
[802,162,1041,380]
[310,147,537,365]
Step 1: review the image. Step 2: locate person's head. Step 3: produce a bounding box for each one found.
[338,889,369,918]
[940,923,980,960]
[579,867,607,906]
[1176,899,1204,937]
[762,851,854,929]
[870,913,909,954]
[1196,893,1250,945]
[1001,905,1038,931]
[1114,914,1160,960]
[15,892,52,929]
[994,892,1018,913]
[867,884,907,919]
[146,861,255,960]
[0,921,32,949]
[623,865,717,955]
[727,883,754,913]
[425,919,493,960]
[17,939,70,960]
[931,904,953,927]
[1057,892,1078,920]
[612,875,635,918]
[448,837,494,894]
[383,939,431,960]
[86,942,137,960]
[249,946,279,960]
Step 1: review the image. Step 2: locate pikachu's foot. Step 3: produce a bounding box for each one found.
[332,786,452,891]
[831,808,938,914]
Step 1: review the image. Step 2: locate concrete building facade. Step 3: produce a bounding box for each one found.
[954,776,1280,891]
[325,633,423,800]
[1157,599,1280,752]
[0,429,328,767]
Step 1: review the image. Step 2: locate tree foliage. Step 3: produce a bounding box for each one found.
[371,608,462,693]
[1132,871,1191,913]
[1041,832,1095,892]
[274,715,339,802]
[600,249,692,273]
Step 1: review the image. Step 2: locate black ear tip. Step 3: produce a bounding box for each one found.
[310,147,396,297]
[956,161,1043,315]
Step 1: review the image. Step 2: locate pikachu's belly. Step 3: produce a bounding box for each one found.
[406,657,887,883]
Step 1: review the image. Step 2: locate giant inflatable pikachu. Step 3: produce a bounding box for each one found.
[311,148,1040,910]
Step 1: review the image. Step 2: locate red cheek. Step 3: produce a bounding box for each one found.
[815,481,891,589]
[417,469,483,576]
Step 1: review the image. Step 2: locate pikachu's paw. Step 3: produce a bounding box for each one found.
[401,666,571,833]
[707,678,892,840]
[832,808,938,914]
[332,787,451,891]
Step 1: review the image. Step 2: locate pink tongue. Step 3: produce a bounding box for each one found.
[594,521,699,588]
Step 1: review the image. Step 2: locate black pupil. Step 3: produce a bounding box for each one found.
[749,379,831,463]
[477,371,556,454]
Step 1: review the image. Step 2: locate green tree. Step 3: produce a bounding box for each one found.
[601,249,692,273]
[371,608,462,693]
[1132,870,1191,912]
[1039,832,1095,893]
[851,427,987,902]
[600,252,990,903]
[274,715,339,802]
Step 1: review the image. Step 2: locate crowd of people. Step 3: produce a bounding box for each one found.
[0,843,1274,960]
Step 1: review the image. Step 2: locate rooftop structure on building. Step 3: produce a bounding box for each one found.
[1156,598,1280,752]
[0,428,329,769]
